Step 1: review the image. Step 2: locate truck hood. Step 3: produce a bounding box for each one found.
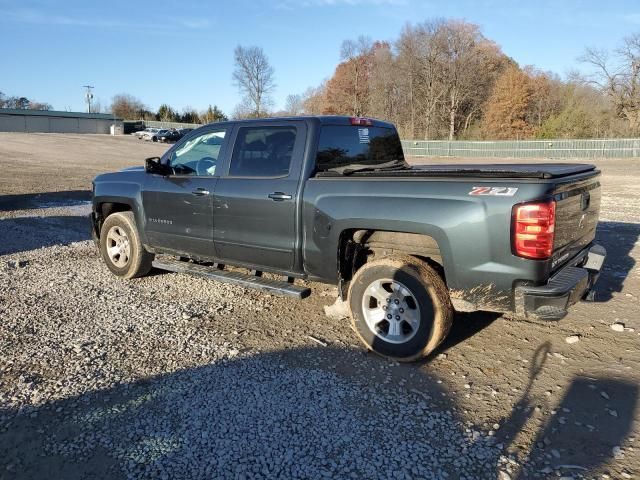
[120,165,145,172]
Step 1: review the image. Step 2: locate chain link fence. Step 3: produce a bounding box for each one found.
[401,138,640,159]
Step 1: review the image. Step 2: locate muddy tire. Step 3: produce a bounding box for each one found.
[99,211,154,279]
[348,255,453,362]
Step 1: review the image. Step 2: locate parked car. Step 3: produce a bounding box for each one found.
[158,129,183,143]
[91,116,606,362]
[135,128,159,140]
[144,129,170,142]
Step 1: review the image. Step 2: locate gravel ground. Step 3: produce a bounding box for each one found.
[0,133,639,479]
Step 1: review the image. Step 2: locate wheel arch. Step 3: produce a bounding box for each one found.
[337,229,446,299]
[92,200,135,240]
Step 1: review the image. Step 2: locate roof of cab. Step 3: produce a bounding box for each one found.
[202,115,395,129]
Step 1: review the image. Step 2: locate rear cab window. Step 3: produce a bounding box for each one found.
[316,123,406,174]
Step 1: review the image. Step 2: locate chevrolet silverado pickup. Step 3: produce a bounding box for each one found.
[91,116,606,361]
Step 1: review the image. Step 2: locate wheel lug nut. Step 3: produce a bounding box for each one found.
[386,298,391,303]
[394,299,400,305]
[387,314,392,320]
[395,315,401,320]
[399,308,404,313]
[382,306,387,310]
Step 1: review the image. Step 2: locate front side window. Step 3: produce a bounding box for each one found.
[169,130,226,176]
[229,126,296,177]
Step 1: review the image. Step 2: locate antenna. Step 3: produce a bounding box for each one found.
[82,85,94,113]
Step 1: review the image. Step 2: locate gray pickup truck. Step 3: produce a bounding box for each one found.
[91,116,605,361]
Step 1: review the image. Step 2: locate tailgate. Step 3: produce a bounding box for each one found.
[552,174,601,270]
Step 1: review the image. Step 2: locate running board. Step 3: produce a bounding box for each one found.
[152,259,311,299]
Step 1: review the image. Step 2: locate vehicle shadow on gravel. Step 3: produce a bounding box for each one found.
[434,311,500,355]
[0,346,636,479]
[593,221,639,302]
[495,342,638,478]
[0,215,90,256]
[0,190,91,211]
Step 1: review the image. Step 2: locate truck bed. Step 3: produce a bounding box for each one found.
[410,163,597,179]
[317,163,597,179]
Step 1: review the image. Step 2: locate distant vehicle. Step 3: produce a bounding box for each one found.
[178,128,194,136]
[158,130,183,143]
[135,128,159,140]
[144,129,170,142]
[91,116,606,362]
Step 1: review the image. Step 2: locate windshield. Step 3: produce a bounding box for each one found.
[316,125,406,173]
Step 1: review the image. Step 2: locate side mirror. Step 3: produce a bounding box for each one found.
[145,157,169,175]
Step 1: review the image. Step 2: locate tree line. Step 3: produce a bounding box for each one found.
[284,20,640,140]
[0,91,52,111]
[109,94,228,124]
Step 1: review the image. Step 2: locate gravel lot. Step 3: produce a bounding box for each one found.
[0,133,638,479]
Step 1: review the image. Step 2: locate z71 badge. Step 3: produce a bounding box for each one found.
[469,186,518,197]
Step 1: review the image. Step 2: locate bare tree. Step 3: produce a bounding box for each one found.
[232,45,276,117]
[393,20,504,140]
[110,94,148,120]
[411,20,448,139]
[579,34,640,134]
[368,44,400,125]
[284,94,304,115]
[301,83,328,115]
[340,36,373,115]
[436,21,489,140]
[28,101,53,111]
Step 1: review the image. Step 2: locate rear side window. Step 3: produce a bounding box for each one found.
[229,126,297,177]
[316,126,405,172]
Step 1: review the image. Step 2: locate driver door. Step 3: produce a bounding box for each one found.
[142,127,228,259]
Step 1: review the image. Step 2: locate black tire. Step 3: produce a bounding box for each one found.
[348,255,453,362]
[99,211,154,279]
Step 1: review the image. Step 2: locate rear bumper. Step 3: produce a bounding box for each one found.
[515,243,606,321]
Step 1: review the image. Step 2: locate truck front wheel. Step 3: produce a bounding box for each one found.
[348,255,453,362]
[99,211,154,279]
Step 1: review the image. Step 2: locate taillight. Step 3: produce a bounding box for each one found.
[350,117,373,126]
[512,200,556,259]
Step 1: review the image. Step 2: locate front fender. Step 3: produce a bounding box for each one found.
[93,174,147,244]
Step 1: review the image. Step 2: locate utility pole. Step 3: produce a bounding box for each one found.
[82,85,94,113]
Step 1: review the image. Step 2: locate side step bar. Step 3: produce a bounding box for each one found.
[152,259,311,299]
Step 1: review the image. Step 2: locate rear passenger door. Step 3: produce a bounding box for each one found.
[213,121,306,273]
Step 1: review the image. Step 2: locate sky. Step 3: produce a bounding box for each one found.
[2,0,640,116]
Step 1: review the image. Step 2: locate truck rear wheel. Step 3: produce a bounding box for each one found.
[99,211,154,279]
[348,255,453,362]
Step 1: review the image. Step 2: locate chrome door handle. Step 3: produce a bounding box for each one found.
[192,188,210,196]
[268,192,292,201]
